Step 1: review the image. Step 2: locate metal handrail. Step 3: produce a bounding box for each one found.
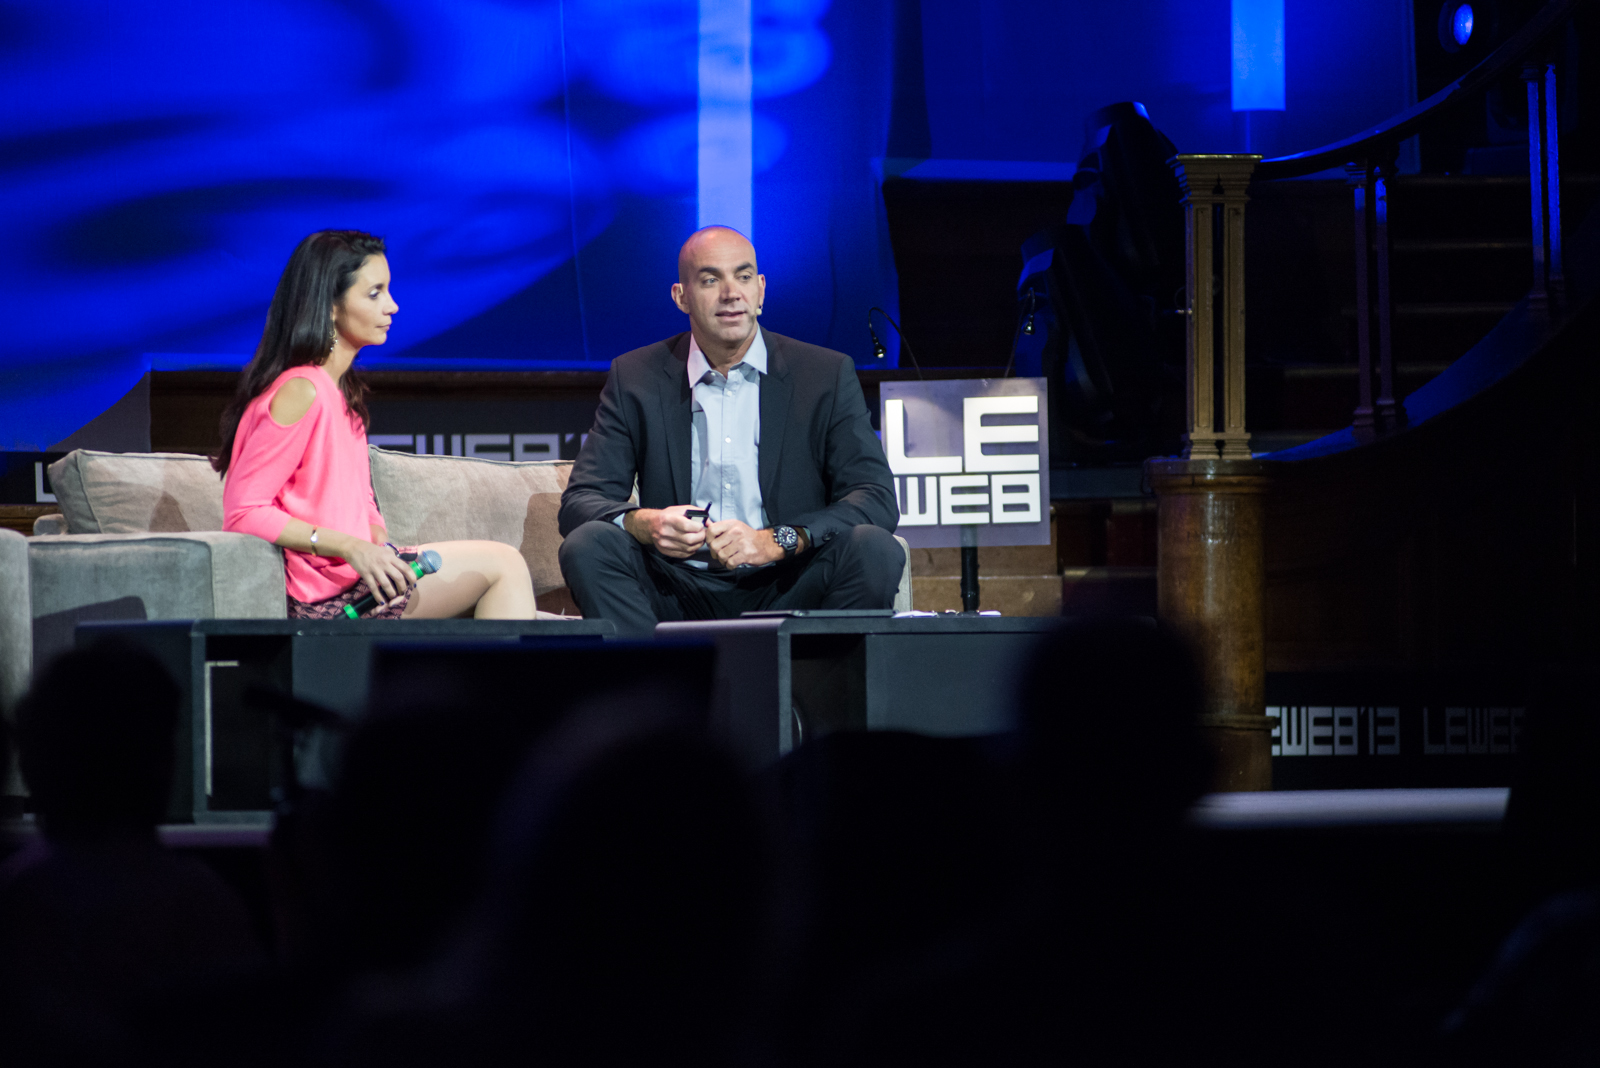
[1254,0,1579,181]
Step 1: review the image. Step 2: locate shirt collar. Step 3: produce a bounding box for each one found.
[687,328,767,387]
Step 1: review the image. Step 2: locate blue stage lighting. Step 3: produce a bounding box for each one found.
[1438,2,1477,52]
[1231,0,1286,112]
[0,0,849,448]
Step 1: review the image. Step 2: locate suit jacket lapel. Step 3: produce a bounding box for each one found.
[758,328,791,515]
[662,333,693,505]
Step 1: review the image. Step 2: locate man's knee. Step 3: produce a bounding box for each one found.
[558,520,637,580]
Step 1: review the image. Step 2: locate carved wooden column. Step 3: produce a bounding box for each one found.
[1154,153,1272,791]
[1169,154,1259,460]
[1147,459,1273,790]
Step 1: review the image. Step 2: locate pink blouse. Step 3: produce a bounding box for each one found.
[222,365,385,604]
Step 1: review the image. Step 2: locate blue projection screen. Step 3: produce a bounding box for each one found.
[0,0,899,449]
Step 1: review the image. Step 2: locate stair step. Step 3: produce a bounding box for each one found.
[1279,363,1453,378]
[1248,363,1453,434]
[1390,250,1531,302]
[1386,173,1600,242]
[1391,238,1531,252]
[1338,302,1518,317]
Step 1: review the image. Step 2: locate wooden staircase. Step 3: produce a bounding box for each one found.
[1146,0,1597,788]
[1245,173,1600,452]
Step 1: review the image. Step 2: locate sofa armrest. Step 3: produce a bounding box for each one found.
[0,529,30,718]
[28,532,287,676]
[893,534,912,612]
[31,513,67,536]
[0,529,28,796]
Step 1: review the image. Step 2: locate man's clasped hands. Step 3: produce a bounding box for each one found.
[620,505,789,570]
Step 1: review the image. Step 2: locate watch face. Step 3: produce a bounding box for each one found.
[774,525,798,552]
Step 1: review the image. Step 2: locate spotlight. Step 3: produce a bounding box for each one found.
[1437,2,1475,52]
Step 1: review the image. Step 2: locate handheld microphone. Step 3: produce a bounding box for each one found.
[342,549,441,619]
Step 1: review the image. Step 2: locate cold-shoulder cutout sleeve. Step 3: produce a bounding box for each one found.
[269,376,317,426]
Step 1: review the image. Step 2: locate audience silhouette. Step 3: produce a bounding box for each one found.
[2,624,1592,1067]
[802,617,1215,1066]
[1439,667,1600,1066]
[468,695,768,1067]
[307,690,768,1068]
[0,640,260,1068]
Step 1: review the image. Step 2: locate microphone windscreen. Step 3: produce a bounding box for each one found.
[419,549,443,575]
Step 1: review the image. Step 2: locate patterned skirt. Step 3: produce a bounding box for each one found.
[286,548,419,620]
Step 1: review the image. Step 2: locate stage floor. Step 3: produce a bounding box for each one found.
[1190,787,1508,830]
[0,787,1514,852]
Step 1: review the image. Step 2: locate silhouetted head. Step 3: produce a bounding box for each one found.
[1504,667,1600,896]
[214,229,387,475]
[1015,617,1210,833]
[767,730,1016,1031]
[475,694,768,1065]
[309,699,556,973]
[15,640,179,840]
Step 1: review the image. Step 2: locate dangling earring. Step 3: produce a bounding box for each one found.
[327,327,337,354]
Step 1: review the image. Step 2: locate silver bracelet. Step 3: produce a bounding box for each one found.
[308,528,320,556]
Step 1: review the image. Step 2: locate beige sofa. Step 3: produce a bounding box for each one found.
[7,447,912,702]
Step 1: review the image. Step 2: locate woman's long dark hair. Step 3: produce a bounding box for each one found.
[213,230,385,475]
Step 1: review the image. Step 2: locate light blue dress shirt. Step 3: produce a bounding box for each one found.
[687,330,768,531]
[615,330,769,569]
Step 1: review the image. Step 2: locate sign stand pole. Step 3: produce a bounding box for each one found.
[959,525,980,613]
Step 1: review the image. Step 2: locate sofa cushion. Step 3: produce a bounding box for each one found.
[49,450,224,535]
[369,448,573,596]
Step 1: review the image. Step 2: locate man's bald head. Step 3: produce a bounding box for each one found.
[676,226,757,286]
[671,226,767,367]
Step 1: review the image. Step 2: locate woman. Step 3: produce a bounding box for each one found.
[215,230,536,619]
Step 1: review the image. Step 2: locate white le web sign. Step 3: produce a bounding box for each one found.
[879,378,1050,550]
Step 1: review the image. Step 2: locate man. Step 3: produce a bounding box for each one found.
[558,227,903,636]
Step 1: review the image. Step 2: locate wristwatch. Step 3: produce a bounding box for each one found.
[772,524,800,558]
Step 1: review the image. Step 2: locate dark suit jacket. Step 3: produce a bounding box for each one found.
[558,329,898,548]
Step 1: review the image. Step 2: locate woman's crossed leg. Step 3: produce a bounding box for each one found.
[401,540,536,619]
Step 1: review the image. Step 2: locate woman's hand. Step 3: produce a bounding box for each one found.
[324,532,417,604]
